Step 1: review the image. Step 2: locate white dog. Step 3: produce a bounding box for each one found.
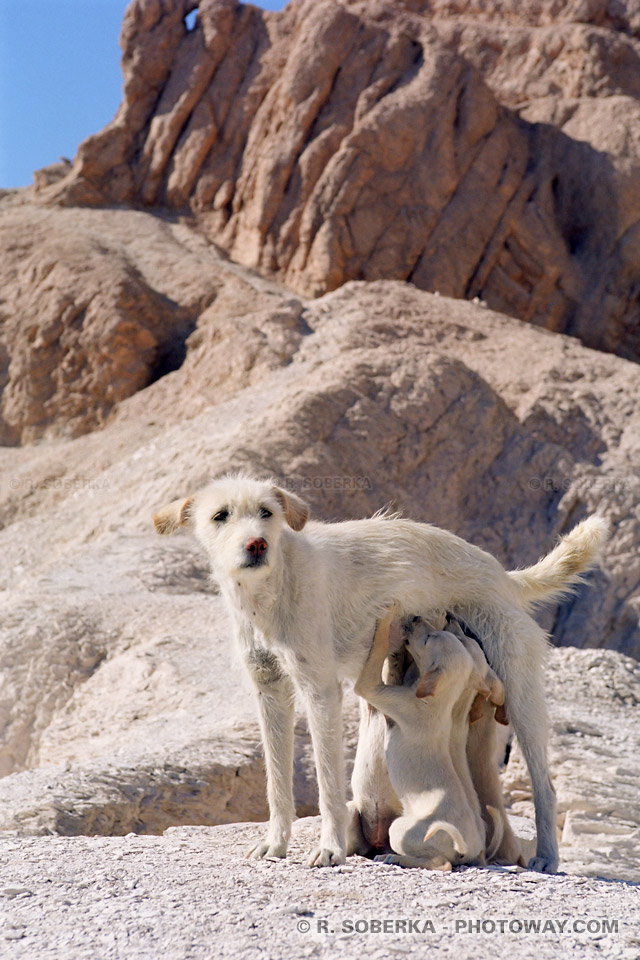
[153,474,608,870]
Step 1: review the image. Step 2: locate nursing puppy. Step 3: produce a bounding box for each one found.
[153,474,608,869]
[347,633,407,857]
[347,613,518,864]
[355,607,493,869]
[447,617,525,865]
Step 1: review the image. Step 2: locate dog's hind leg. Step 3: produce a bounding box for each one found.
[508,689,558,873]
[243,643,296,860]
[477,606,559,873]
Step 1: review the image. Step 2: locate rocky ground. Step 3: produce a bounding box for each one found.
[0,819,638,960]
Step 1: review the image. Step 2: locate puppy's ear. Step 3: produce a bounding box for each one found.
[430,609,448,631]
[469,692,486,723]
[415,666,442,699]
[494,703,509,725]
[153,496,195,535]
[271,486,309,531]
[486,669,505,707]
[473,672,491,700]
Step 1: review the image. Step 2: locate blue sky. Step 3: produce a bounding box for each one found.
[0,0,287,189]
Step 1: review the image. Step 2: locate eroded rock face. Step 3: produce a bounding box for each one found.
[39,0,640,362]
[0,199,287,442]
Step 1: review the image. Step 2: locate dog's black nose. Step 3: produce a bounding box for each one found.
[245,537,268,558]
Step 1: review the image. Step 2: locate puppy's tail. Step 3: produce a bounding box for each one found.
[507,515,609,607]
[424,821,467,857]
[485,805,504,863]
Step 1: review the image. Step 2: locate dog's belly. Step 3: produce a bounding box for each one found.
[336,620,407,683]
[337,631,374,683]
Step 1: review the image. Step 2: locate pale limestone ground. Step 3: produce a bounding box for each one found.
[0,818,638,960]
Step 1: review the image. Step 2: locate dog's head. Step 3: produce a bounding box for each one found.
[403,617,490,701]
[153,475,309,581]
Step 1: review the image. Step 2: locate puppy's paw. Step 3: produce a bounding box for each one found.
[245,838,288,860]
[307,846,346,867]
[373,854,402,865]
[379,601,400,630]
[527,855,558,874]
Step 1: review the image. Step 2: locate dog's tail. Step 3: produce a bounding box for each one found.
[485,805,504,863]
[507,515,609,607]
[424,821,467,856]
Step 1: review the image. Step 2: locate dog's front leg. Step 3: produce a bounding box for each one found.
[241,640,296,860]
[298,674,347,867]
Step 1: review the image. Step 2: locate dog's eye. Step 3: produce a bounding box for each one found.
[212,509,229,523]
[259,507,272,519]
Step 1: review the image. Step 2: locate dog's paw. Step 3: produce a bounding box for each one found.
[373,854,401,865]
[307,846,346,867]
[527,855,558,874]
[245,839,288,860]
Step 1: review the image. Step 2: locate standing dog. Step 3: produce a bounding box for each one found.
[153,474,608,870]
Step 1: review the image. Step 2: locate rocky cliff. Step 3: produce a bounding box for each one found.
[38,0,640,364]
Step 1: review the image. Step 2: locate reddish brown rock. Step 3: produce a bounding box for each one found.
[0,197,290,442]
[38,0,640,364]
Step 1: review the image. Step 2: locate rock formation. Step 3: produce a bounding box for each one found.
[37,0,640,363]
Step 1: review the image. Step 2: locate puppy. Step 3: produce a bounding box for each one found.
[347,633,407,857]
[354,606,491,869]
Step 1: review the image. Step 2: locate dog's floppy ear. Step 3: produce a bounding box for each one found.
[486,669,505,708]
[271,486,309,531]
[415,666,442,699]
[153,496,195,535]
[469,692,486,724]
[494,703,509,725]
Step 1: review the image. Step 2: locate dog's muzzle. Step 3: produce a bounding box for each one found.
[243,537,268,568]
